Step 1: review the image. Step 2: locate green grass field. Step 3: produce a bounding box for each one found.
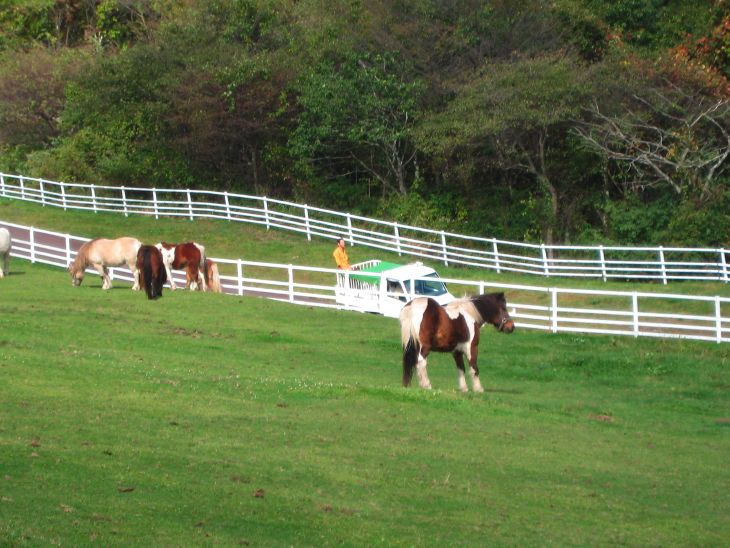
[1,255,729,545]
[2,198,730,544]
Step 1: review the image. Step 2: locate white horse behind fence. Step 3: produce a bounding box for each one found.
[0,227,10,278]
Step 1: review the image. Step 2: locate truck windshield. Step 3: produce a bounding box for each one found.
[413,274,448,296]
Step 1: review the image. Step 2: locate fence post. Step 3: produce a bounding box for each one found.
[0,173,4,196]
[91,185,97,213]
[541,245,550,277]
[65,235,72,266]
[263,197,270,230]
[19,176,25,200]
[550,288,558,333]
[492,239,501,273]
[152,188,158,219]
[60,183,67,211]
[121,187,128,217]
[346,214,353,245]
[304,205,311,241]
[187,190,193,221]
[719,249,728,282]
[39,180,46,207]
[29,226,35,263]
[394,223,401,255]
[598,246,607,282]
[224,193,232,221]
[237,260,243,296]
[716,296,723,343]
[658,246,667,285]
[288,265,295,302]
[632,293,640,337]
[441,231,448,266]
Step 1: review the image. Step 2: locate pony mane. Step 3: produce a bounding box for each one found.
[70,238,99,273]
[444,297,483,324]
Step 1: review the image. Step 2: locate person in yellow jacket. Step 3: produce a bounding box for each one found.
[333,237,350,269]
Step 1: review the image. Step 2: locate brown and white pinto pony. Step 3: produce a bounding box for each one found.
[155,241,207,291]
[136,245,167,300]
[69,237,141,290]
[399,293,514,392]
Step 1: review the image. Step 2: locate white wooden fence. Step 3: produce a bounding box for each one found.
[2,220,728,344]
[1,172,727,283]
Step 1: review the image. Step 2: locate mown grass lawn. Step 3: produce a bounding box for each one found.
[1,260,728,546]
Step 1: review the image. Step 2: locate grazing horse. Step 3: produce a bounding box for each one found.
[204,258,222,293]
[399,292,515,392]
[136,245,167,300]
[69,237,141,290]
[0,227,10,278]
[155,241,207,291]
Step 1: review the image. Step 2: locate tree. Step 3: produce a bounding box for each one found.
[574,85,730,203]
[290,51,423,199]
[417,53,596,246]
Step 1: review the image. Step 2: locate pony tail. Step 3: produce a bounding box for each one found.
[205,259,222,293]
[402,338,419,387]
[399,304,420,387]
[142,249,155,299]
[154,253,167,298]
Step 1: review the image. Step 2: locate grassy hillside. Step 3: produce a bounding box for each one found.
[1,257,728,545]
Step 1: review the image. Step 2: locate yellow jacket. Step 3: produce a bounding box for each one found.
[333,246,350,269]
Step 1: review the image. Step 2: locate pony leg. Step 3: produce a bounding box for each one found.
[130,262,140,290]
[453,353,469,392]
[0,253,6,278]
[415,351,432,390]
[95,265,111,289]
[198,268,207,292]
[187,268,197,291]
[166,265,176,290]
[468,354,484,393]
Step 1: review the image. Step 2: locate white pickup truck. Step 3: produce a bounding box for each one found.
[335,259,455,318]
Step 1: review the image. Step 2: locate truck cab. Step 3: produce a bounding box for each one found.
[335,260,455,318]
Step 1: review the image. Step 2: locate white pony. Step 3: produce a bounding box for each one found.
[69,237,142,290]
[0,227,10,278]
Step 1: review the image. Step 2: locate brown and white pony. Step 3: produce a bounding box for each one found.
[136,245,167,300]
[399,293,514,392]
[69,237,141,290]
[155,241,207,291]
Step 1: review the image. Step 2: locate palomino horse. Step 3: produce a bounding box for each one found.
[155,241,207,291]
[399,292,515,392]
[0,227,11,278]
[136,245,167,300]
[204,258,222,293]
[69,237,141,290]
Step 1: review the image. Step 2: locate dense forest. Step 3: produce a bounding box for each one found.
[1,0,728,246]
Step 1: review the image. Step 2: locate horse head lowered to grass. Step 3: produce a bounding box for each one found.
[399,292,514,392]
[69,237,141,290]
[136,245,167,300]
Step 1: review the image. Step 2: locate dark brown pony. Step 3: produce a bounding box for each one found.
[136,245,167,300]
[155,241,207,291]
[399,293,514,392]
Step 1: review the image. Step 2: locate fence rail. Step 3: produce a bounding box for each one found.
[2,220,728,344]
[1,172,727,283]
